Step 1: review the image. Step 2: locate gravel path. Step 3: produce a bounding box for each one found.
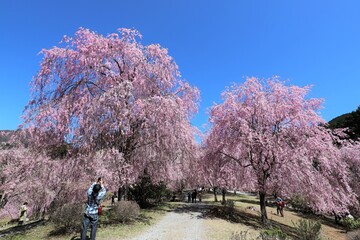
[130,204,208,240]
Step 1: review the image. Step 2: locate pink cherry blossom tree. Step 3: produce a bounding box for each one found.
[0,146,117,218]
[198,143,241,202]
[21,27,199,199]
[340,141,360,204]
[204,77,356,223]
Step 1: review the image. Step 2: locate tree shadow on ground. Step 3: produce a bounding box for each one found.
[232,198,260,206]
[289,210,345,232]
[173,203,214,216]
[48,225,80,237]
[174,203,300,239]
[0,219,45,238]
[135,212,155,225]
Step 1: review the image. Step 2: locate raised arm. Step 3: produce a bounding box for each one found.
[97,186,107,201]
[87,182,96,196]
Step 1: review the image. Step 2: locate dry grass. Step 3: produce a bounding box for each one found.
[202,192,349,240]
[1,201,174,240]
[203,217,260,239]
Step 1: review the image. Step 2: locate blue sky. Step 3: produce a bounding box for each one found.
[0,0,359,131]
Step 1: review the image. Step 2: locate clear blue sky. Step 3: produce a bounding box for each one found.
[1,0,359,131]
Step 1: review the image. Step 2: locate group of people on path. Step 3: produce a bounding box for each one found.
[187,189,201,203]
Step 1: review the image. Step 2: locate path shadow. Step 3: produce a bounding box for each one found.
[172,203,214,216]
[0,219,45,238]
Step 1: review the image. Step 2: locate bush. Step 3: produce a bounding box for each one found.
[224,199,235,209]
[230,231,250,240]
[49,203,84,233]
[222,199,235,215]
[292,219,321,240]
[230,229,288,240]
[128,170,171,208]
[289,195,312,213]
[339,217,360,232]
[259,229,288,240]
[108,201,140,223]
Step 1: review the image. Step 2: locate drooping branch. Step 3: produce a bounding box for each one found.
[219,151,252,168]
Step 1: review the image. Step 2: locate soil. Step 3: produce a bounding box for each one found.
[129,203,260,240]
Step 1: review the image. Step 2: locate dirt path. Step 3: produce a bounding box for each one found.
[130,204,207,240]
[129,203,260,240]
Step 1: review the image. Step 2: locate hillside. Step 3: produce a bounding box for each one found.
[0,130,15,143]
[0,130,16,149]
[0,130,30,149]
[328,106,360,141]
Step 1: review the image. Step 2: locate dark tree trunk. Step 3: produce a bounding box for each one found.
[118,186,123,201]
[124,184,128,200]
[213,186,218,202]
[118,185,128,201]
[259,191,268,224]
[222,188,226,204]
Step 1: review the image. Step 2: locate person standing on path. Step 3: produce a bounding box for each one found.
[191,189,197,203]
[187,192,191,202]
[18,202,28,226]
[81,177,106,240]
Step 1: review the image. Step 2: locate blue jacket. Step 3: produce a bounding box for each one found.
[85,183,106,215]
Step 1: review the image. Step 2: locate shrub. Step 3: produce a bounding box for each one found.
[224,200,235,212]
[292,219,321,240]
[339,218,360,232]
[49,202,84,233]
[230,230,250,240]
[230,230,288,240]
[289,195,312,213]
[259,228,288,240]
[108,201,140,223]
[128,170,171,208]
[217,199,236,220]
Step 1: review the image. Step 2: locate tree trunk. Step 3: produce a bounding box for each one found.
[124,184,129,200]
[118,186,123,201]
[259,191,268,224]
[222,188,226,204]
[213,187,218,202]
[118,185,128,201]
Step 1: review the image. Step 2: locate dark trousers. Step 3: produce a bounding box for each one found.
[81,214,99,240]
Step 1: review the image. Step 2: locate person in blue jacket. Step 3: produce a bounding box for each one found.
[81,177,106,240]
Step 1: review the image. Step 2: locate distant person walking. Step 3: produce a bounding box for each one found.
[81,177,106,240]
[187,192,191,202]
[276,197,285,217]
[191,189,197,203]
[18,202,28,226]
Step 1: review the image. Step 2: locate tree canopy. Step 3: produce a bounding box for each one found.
[202,77,356,223]
[21,27,199,183]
